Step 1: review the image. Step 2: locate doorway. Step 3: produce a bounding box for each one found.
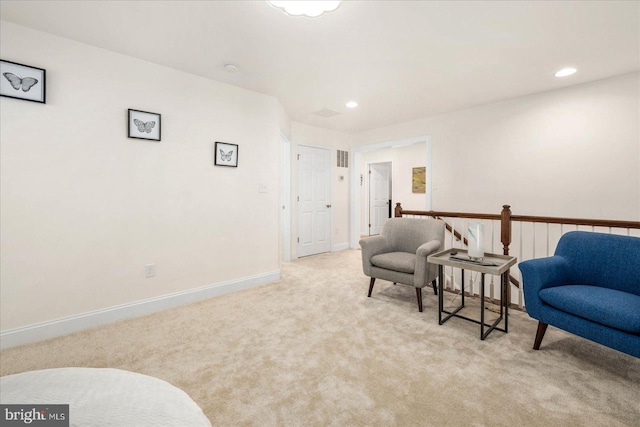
[350,135,432,249]
[368,162,391,235]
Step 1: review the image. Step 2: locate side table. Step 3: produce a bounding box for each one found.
[427,249,517,340]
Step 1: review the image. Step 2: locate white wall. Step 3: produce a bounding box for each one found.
[277,100,292,141]
[355,73,640,221]
[290,122,354,256]
[0,22,281,333]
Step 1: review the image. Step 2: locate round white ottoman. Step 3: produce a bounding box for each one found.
[0,367,211,427]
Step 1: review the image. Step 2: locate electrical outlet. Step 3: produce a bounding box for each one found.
[145,264,156,278]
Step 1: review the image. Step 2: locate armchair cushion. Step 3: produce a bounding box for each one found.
[371,252,416,274]
[539,285,640,334]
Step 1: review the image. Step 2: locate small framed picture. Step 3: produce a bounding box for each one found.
[215,141,238,167]
[1,59,46,104]
[128,109,161,141]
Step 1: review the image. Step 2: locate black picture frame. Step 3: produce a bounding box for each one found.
[0,59,46,104]
[214,141,239,167]
[128,109,161,141]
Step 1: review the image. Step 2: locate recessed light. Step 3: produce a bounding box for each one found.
[346,101,358,108]
[267,1,341,18]
[554,67,577,77]
[224,63,239,73]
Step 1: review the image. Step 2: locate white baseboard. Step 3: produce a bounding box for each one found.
[332,242,350,252]
[0,270,280,350]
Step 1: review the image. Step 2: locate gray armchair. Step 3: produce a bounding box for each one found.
[360,218,445,311]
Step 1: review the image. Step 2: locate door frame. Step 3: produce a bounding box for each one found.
[296,144,333,258]
[279,132,291,262]
[350,135,432,249]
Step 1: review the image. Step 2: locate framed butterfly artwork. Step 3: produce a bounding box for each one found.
[214,141,238,167]
[0,59,46,104]
[128,109,161,141]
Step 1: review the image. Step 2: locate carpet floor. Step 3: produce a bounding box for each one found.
[1,249,639,426]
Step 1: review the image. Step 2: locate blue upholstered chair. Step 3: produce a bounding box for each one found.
[519,231,640,358]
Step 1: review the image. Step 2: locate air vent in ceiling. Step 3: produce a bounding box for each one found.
[311,108,341,118]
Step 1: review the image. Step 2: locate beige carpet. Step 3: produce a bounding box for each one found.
[1,249,639,426]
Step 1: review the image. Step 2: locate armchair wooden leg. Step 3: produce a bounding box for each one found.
[368,278,376,297]
[533,322,548,350]
[431,279,438,295]
[416,287,423,312]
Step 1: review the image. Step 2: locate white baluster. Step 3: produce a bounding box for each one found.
[533,222,536,260]
[546,223,549,257]
[518,221,523,308]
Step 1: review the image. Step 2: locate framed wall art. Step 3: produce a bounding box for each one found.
[1,59,46,104]
[214,141,238,167]
[412,167,426,193]
[128,109,161,141]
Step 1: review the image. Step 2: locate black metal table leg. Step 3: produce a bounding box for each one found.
[438,265,443,324]
[503,271,509,333]
[480,273,485,340]
[439,265,465,325]
[461,268,465,305]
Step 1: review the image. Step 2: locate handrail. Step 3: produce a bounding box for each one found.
[510,215,640,229]
[395,209,501,221]
[395,203,640,256]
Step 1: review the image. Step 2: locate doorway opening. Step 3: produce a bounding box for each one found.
[350,135,432,248]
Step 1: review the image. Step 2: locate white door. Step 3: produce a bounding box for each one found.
[298,145,332,257]
[369,163,390,235]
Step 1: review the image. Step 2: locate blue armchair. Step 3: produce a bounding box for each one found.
[519,231,640,358]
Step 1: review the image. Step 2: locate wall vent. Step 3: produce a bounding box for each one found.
[311,108,341,118]
[337,150,349,168]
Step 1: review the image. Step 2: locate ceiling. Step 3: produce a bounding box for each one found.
[1,1,638,133]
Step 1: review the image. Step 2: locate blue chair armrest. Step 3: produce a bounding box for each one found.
[519,255,571,319]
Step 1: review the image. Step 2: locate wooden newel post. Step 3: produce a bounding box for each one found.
[500,204,512,309]
[395,203,403,217]
[500,204,512,256]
